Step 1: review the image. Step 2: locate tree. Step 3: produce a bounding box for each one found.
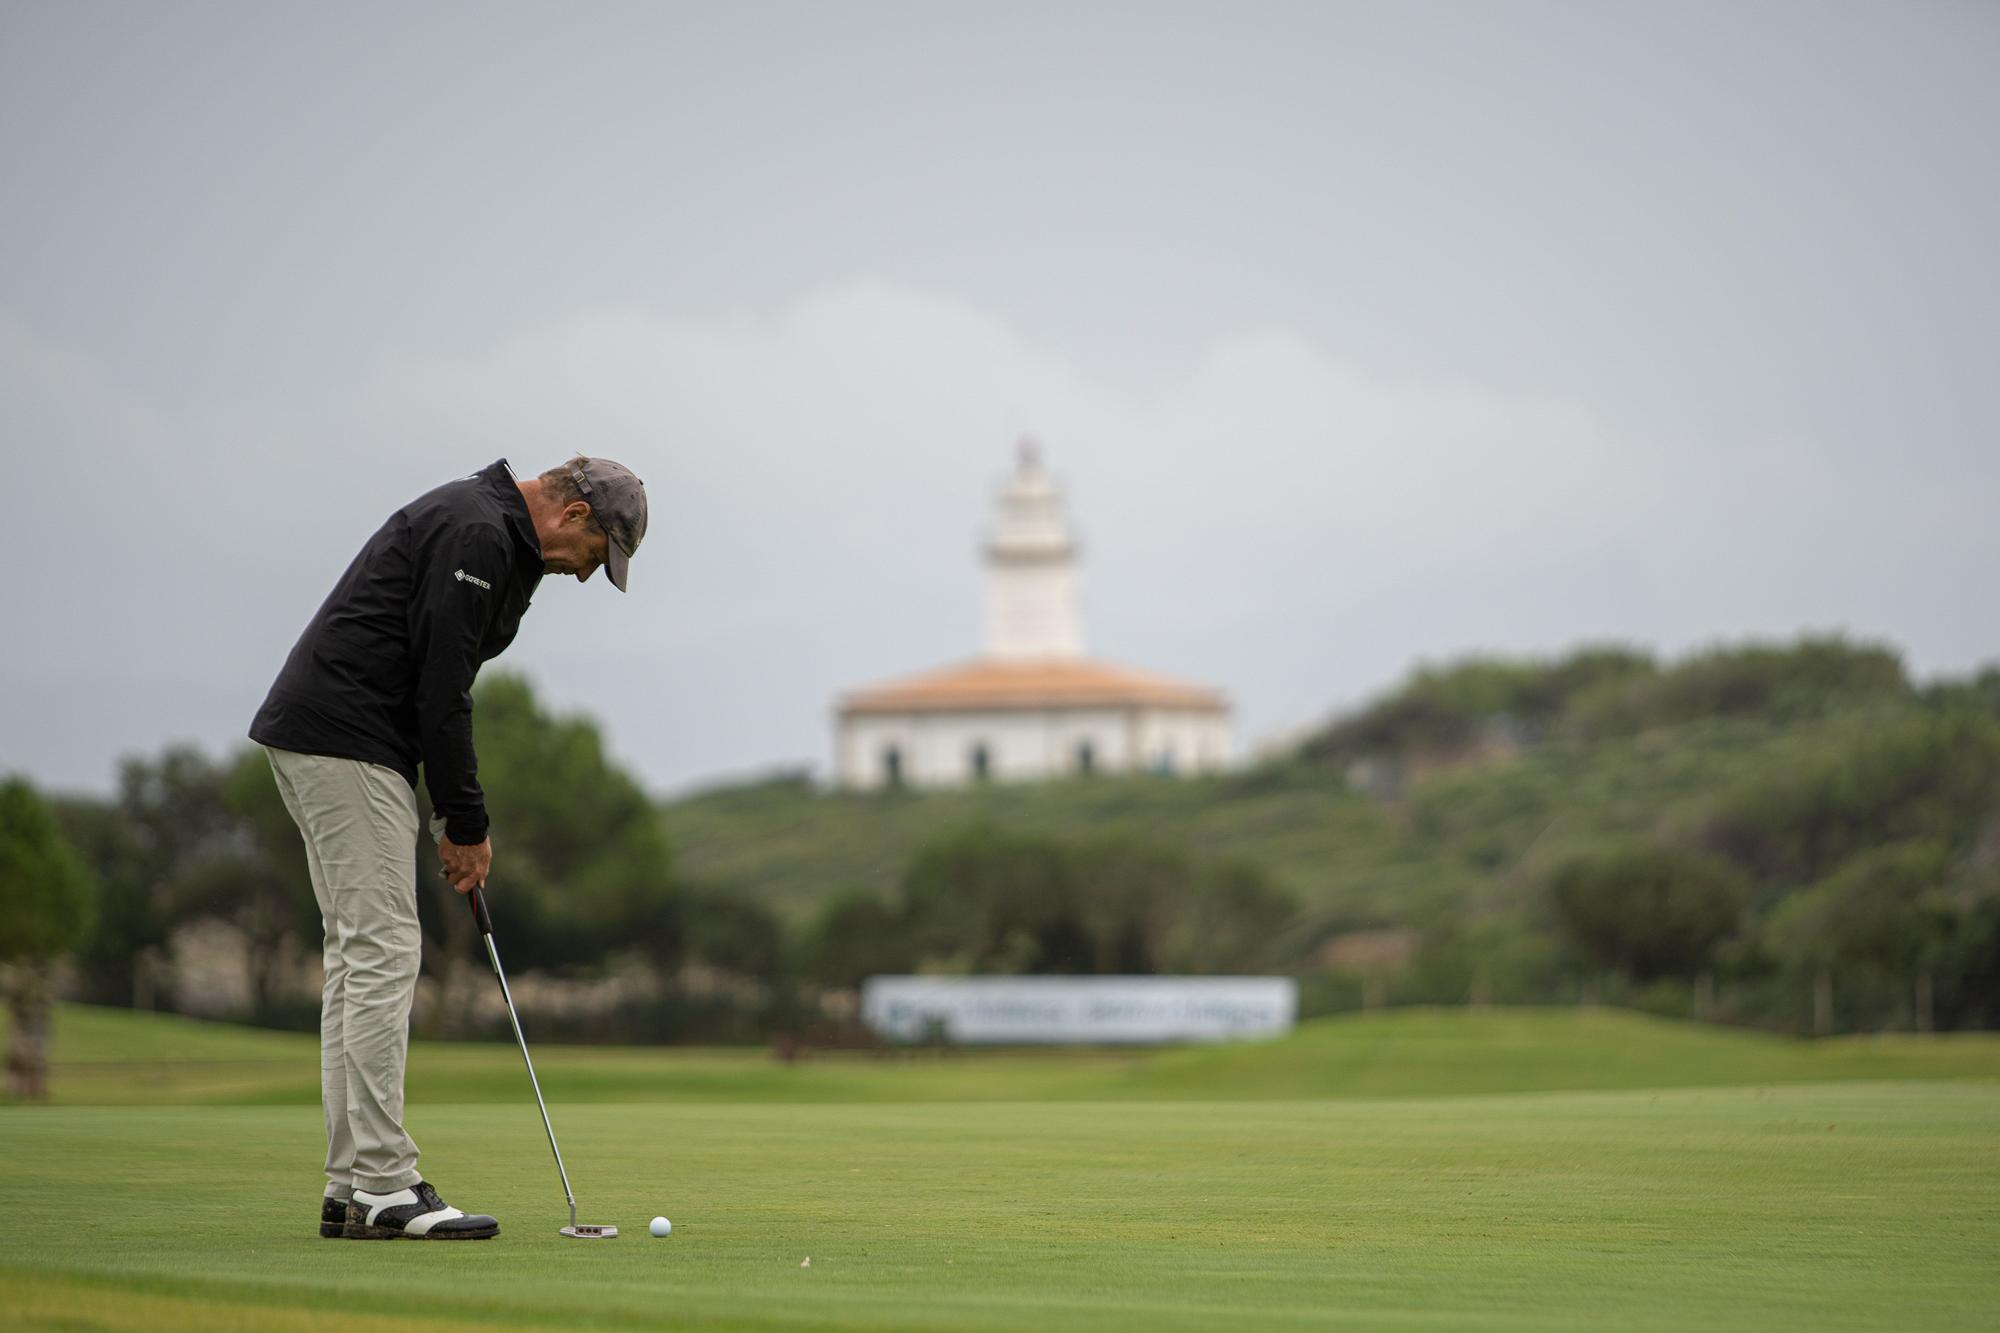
[1167,859,1296,974]
[901,825,1084,974]
[1575,636,1909,736]
[1546,841,1749,983]
[1067,835,1192,973]
[46,794,152,1005]
[807,889,912,990]
[190,748,322,1024]
[1300,646,1659,763]
[895,826,1297,979]
[683,887,783,981]
[1930,887,2000,1030]
[414,674,677,1031]
[0,778,99,1098]
[1765,841,1954,1033]
[64,747,238,1009]
[1703,711,2000,887]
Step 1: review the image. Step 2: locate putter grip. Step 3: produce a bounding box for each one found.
[469,886,494,937]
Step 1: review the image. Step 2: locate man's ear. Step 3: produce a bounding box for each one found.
[564,500,593,527]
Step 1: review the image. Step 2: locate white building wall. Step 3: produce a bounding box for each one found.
[983,559,1083,661]
[1132,710,1233,776]
[838,707,1227,789]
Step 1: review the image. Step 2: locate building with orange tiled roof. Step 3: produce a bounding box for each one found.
[834,442,1231,788]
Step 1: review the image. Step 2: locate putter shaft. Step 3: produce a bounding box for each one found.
[470,887,580,1231]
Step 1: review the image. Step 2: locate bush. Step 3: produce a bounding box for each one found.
[1763,841,1957,1031]
[1575,636,1909,736]
[1,777,100,1097]
[881,824,1297,980]
[806,889,913,989]
[1546,841,1750,982]
[1300,647,1659,764]
[1702,711,2000,886]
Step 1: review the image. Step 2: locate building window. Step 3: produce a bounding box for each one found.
[1075,740,1095,775]
[970,743,991,782]
[882,746,903,788]
[1154,746,1176,776]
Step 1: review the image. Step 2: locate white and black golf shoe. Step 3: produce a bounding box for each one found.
[345,1181,500,1240]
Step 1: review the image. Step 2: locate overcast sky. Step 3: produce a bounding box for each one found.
[3,1,1995,798]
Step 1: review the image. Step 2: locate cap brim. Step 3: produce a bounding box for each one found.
[606,537,631,592]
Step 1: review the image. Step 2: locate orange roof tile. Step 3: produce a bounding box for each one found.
[838,658,1227,716]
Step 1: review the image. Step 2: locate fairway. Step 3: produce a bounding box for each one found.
[3,1009,1997,1330]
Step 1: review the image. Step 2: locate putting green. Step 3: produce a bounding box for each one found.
[3,1007,1996,1329]
[2,1087,1995,1330]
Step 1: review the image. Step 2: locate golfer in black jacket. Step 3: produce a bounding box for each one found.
[251,457,646,1240]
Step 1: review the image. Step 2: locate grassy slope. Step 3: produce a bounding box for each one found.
[660,715,1873,928]
[20,1003,2000,1106]
[661,770,1417,924]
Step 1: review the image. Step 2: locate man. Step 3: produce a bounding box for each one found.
[250,457,647,1241]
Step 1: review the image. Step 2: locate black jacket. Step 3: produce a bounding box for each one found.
[250,460,544,844]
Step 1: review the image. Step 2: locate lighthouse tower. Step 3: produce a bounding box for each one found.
[982,440,1083,662]
[834,440,1230,789]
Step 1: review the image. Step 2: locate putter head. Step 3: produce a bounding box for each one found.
[562,1224,618,1239]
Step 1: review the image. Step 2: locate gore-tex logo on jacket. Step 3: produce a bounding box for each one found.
[453,569,492,590]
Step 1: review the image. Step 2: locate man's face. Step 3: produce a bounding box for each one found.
[540,502,612,582]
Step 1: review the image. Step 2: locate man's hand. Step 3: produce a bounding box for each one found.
[437,836,492,895]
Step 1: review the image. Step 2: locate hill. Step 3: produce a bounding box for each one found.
[658,639,2000,1038]
[663,706,1963,932]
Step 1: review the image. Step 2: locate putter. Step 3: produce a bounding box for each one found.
[467,883,618,1239]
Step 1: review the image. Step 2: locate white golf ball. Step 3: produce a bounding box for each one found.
[649,1216,672,1237]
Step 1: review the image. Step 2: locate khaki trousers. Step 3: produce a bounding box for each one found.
[265,747,434,1195]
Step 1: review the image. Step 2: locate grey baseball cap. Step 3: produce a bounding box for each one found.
[568,457,648,591]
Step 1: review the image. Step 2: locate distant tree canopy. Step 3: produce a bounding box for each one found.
[902,826,1085,974]
[1574,638,1911,736]
[806,824,1295,984]
[1301,636,1911,764]
[1545,841,1749,982]
[37,674,678,1030]
[1302,647,1659,761]
[807,889,914,991]
[432,673,678,972]
[1,777,99,1097]
[0,778,99,969]
[1701,710,2000,888]
[59,747,238,1007]
[1764,841,1956,985]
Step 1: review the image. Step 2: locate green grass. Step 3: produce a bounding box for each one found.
[4,1088,1996,1331]
[22,1002,2000,1106]
[5,1005,1996,1330]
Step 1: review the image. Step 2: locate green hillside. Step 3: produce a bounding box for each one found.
[656,640,2000,1040]
[663,767,1412,924]
[664,709,1954,930]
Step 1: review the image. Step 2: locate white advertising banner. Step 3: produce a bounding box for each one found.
[860,975,1298,1045]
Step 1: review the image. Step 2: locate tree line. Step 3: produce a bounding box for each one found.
[5,636,1999,1091]
[1301,639,2000,1032]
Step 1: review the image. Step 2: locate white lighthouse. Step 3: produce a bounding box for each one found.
[982,440,1084,662]
[834,441,1231,789]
